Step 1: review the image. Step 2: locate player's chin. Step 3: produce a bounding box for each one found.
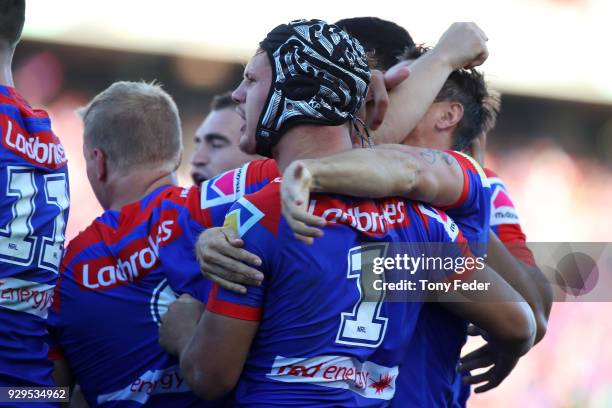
[239,133,257,155]
[191,171,208,186]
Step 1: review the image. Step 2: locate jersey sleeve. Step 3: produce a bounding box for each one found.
[199,159,280,227]
[485,168,536,265]
[416,203,478,280]
[155,186,213,301]
[205,183,282,321]
[439,151,491,255]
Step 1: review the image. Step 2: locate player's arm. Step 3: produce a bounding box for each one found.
[436,262,536,357]
[485,231,551,343]
[425,220,535,392]
[195,145,468,290]
[371,22,488,143]
[303,146,463,204]
[282,145,465,243]
[159,293,257,400]
[436,261,536,393]
[179,199,268,399]
[179,306,259,400]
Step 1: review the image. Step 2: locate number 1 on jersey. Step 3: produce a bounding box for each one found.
[336,244,388,348]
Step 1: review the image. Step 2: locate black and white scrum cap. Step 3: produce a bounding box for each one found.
[256,19,371,157]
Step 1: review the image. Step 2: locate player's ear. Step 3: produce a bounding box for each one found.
[92,148,107,182]
[435,101,464,131]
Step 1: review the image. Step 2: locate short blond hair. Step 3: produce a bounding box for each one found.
[80,81,183,173]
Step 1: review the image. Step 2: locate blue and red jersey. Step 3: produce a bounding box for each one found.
[207,180,469,407]
[485,168,535,265]
[49,159,279,407]
[393,150,491,407]
[0,85,69,394]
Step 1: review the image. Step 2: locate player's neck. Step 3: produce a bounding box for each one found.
[0,46,15,87]
[105,168,177,211]
[273,124,352,172]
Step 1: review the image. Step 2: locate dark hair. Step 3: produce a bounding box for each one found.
[402,44,501,151]
[210,92,235,111]
[335,17,415,70]
[0,0,25,46]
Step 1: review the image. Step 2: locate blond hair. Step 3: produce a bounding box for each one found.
[79,81,182,173]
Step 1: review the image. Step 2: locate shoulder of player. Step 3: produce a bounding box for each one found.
[484,167,508,188]
[243,158,281,190]
[225,181,282,237]
[445,150,489,186]
[123,185,200,218]
[485,168,516,207]
[62,215,115,270]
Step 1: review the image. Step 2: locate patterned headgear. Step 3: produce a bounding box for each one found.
[256,19,371,157]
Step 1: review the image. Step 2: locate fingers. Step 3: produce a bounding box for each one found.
[219,239,262,267]
[465,49,489,69]
[283,199,325,242]
[458,355,494,374]
[474,379,502,393]
[206,270,249,295]
[366,70,389,130]
[466,366,505,393]
[284,202,326,228]
[383,64,410,90]
[200,252,264,285]
[280,163,325,243]
[220,226,244,247]
[287,221,324,244]
[199,228,262,267]
[461,369,492,386]
[460,344,491,364]
[294,233,314,245]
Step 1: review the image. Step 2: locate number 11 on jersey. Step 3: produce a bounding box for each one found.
[0,167,69,272]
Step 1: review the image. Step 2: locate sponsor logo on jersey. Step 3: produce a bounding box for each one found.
[76,220,176,291]
[2,119,67,168]
[0,277,54,318]
[490,185,520,226]
[97,365,190,405]
[223,196,264,237]
[267,355,398,400]
[200,162,249,209]
[309,200,408,235]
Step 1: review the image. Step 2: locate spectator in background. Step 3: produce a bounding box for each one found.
[190,92,260,185]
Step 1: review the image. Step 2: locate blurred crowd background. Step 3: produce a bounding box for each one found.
[18,0,612,406]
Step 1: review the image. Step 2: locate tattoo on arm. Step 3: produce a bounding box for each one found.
[419,149,455,166]
[442,152,454,166]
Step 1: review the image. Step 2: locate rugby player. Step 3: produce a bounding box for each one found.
[191,18,550,405]
[159,19,535,406]
[190,92,259,185]
[287,18,552,405]
[0,0,70,398]
[47,81,246,407]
